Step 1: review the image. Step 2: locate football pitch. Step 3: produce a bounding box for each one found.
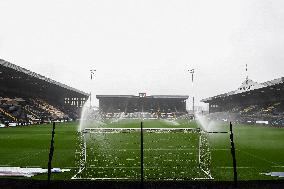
[0,119,284,181]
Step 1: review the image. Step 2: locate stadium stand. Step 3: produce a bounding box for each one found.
[97,94,188,119]
[0,59,89,126]
[201,77,284,126]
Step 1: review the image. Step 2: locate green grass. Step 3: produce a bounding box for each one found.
[0,122,77,180]
[209,123,284,180]
[0,120,284,181]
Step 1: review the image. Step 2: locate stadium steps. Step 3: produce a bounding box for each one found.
[36,100,66,119]
[23,106,40,119]
[0,107,17,121]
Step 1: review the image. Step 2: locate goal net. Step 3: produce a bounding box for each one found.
[72,127,212,180]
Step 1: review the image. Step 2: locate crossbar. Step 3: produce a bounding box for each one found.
[83,127,200,133]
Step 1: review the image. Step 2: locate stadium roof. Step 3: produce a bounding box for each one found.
[201,77,284,103]
[0,59,89,96]
[0,59,89,101]
[96,95,189,99]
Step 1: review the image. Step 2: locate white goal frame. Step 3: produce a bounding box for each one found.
[72,127,213,180]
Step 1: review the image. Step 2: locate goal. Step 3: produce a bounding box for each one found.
[72,127,212,180]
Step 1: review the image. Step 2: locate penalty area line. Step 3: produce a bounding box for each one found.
[237,149,281,166]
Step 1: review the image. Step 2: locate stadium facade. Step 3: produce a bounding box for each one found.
[96,94,188,115]
[0,59,89,124]
[201,77,284,125]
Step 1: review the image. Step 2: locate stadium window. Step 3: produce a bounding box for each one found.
[139,93,146,98]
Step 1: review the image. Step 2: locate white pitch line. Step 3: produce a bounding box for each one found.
[71,177,212,181]
[271,166,284,168]
[237,149,281,166]
[217,166,254,169]
[84,127,198,130]
[88,166,201,169]
[211,149,231,151]
[72,177,140,180]
[216,166,284,169]
[193,177,214,180]
[89,166,140,168]
[7,149,48,165]
[110,148,198,151]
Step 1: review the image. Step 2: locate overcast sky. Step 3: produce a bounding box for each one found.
[1,0,284,108]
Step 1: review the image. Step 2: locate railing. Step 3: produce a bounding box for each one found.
[0,107,17,121]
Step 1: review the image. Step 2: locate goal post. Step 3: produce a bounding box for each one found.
[72,127,212,180]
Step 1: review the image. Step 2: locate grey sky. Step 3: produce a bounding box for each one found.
[1,0,284,108]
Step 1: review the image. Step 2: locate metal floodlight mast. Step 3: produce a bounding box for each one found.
[188,69,195,117]
[90,69,96,80]
[189,69,194,82]
[89,69,96,108]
